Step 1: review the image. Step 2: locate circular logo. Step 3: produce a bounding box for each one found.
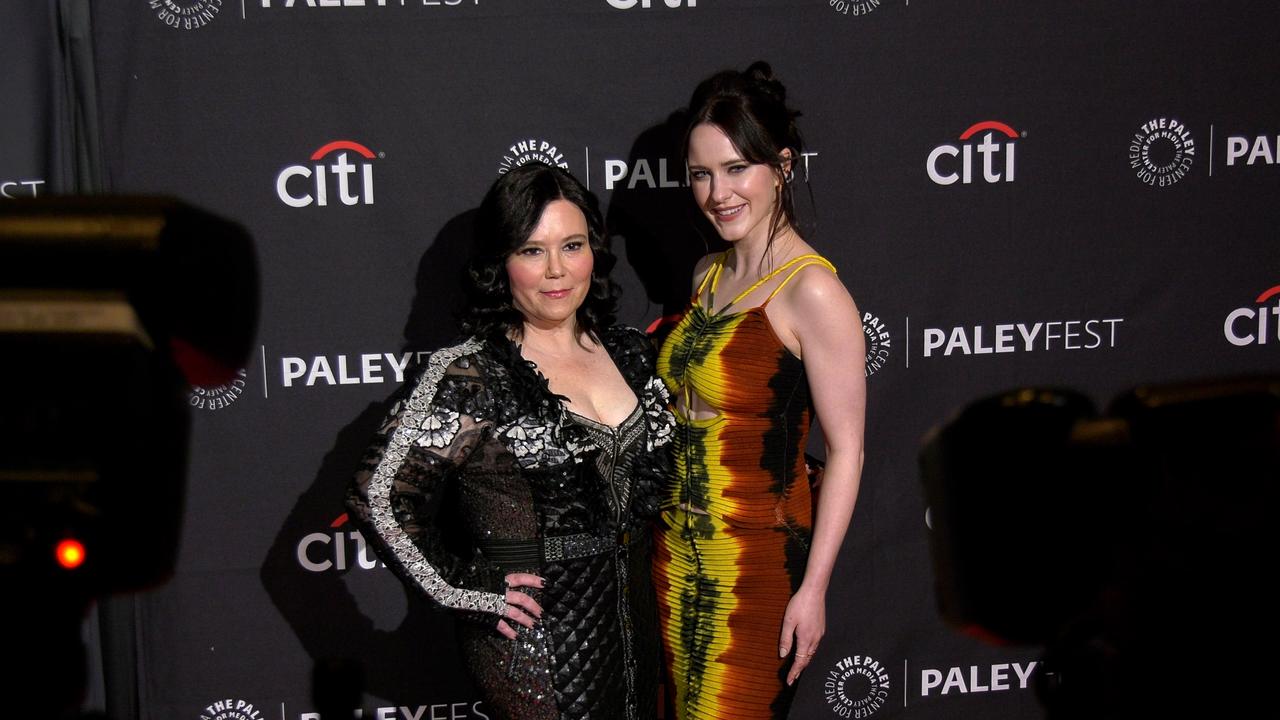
[861,311,891,377]
[188,369,248,411]
[828,0,884,18]
[825,655,891,718]
[150,0,224,31]
[498,137,571,175]
[198,698,261,720]
[1128,117,1196,187]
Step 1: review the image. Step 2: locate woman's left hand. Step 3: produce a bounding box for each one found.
[779,584,826,686]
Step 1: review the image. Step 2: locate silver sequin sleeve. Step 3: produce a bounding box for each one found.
[352,338,508,617]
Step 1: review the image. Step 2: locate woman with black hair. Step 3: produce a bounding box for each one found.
[347,162,673,720]
[654,62,867,719]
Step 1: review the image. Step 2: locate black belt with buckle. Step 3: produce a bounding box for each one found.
[478,531,637,567]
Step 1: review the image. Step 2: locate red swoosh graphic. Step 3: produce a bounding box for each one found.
[311,141,376,160]
[959,121,1019,140]
[330,513,349,528]
[1256,285,1280,303]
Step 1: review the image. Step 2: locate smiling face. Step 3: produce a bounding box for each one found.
[505,198,594,332]
[687,122,786,246]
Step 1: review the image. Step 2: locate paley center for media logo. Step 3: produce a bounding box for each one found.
[862,311,891,377]
[824,654,890,718]
[276,140,380,208]
[198,698,262,720]
[927,121,1022,186]
[1224,285,1280,346]
[498,137,570,175]
[150,0,223,31]
[827,0,891,18]
[188,369,248,411]
[1129,117,1195,187]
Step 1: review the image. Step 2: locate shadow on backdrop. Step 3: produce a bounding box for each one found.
[606,111,723,342]
[260,210,482,714]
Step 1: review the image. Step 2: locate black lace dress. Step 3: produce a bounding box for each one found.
[346,325,674,720]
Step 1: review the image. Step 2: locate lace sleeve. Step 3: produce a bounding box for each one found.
[346,338,507,617]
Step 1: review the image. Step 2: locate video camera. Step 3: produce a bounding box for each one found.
[0,196,257,714]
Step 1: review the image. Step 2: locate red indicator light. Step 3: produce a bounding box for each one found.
[56,539,86,569]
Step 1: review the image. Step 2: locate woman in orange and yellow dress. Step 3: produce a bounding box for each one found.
[654,61,867,720]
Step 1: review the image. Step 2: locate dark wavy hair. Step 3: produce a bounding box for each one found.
[459,162,618,340]
[684,60,806,254]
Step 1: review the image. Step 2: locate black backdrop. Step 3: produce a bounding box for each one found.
[6,2,1280,719]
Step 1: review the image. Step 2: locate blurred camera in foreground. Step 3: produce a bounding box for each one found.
[0,196,257,713]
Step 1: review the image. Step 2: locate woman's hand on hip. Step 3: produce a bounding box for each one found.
[496,572,544,640]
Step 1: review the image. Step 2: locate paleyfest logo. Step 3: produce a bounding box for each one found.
[1129,117,1195,187]
[150,0,223,30]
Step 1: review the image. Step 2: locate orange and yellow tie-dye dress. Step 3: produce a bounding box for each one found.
[654,252,835,720]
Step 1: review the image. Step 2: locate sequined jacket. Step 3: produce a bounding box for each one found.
[346,325,673,720]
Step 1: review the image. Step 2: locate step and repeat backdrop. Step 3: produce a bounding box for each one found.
[10,1,1280,719]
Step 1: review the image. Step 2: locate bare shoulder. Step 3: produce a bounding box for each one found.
[767,260,861,357]
[690,252,721,293]
[784,262,857,317]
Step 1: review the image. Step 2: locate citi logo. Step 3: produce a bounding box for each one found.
[296,513,382,573]
[1224,285,1280,346]
[607,0,696,8]
[927,121,1021,186]
[276,140,378,208]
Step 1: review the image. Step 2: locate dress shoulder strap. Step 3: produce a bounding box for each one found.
[692,251,730,304]
[760,255,837,307]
